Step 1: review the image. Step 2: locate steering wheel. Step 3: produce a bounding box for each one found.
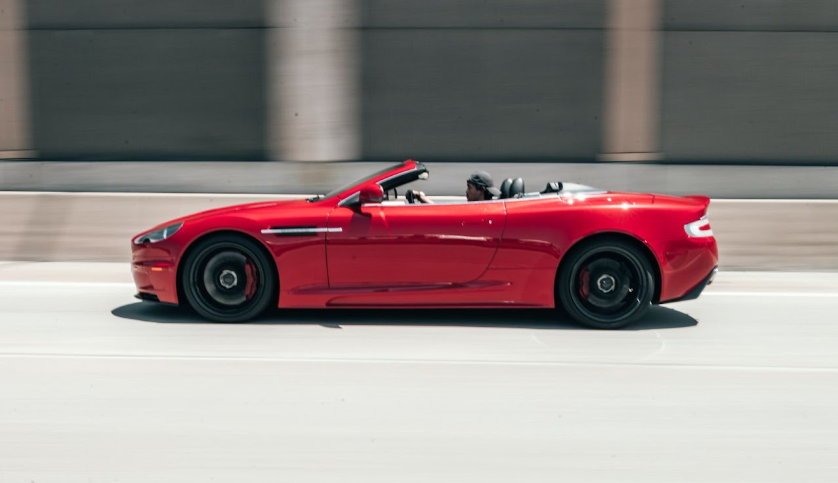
[406,189,415,204]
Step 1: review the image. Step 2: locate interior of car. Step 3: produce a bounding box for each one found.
[380,176,573,206]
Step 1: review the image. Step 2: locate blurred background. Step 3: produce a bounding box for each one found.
[2,6,838,480]
[2,0,838,267]
[3,0,838,165]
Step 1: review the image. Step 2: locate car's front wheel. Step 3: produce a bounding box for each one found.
[558,239,654,329]
[181,234,276,322]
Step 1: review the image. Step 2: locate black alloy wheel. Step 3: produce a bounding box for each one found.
[182,234,276,322]
[558,240,654,329]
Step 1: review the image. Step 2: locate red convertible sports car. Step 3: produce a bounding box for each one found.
[131,160,718,329]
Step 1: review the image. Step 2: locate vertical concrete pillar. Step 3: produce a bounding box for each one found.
[599,0,663,162]
[0,0,33,159]
[266,0,360,162]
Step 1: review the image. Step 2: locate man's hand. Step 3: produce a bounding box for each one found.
[409,189,433,204]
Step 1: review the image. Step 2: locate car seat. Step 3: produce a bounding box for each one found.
[500,178,513,199]
[508,178,525,198]
[499,178,524,199]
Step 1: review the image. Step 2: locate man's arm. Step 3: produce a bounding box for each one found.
[409,189,434,204]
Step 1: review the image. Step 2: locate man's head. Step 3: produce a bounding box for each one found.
[466,171,502,201]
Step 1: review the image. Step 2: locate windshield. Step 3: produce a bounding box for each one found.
[316,162,406,200]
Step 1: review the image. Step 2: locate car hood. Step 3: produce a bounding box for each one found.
[145,198,309,231]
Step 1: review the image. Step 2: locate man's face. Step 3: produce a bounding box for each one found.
[465,182,483,202]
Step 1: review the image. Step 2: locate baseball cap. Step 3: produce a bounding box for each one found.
[467,171,502,196]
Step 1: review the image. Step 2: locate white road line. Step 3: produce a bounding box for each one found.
[712,199,838,203]
[0,191,310,199]
[703,292,838,297]
[0,281,135,288]
[0,352,837,372]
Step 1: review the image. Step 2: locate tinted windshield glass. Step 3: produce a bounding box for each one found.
[320,163,405,199]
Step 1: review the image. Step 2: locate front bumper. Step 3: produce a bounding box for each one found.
[131,243,180,305]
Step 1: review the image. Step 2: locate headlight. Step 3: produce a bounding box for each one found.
[684,216,713,238]
[133,222,183,244]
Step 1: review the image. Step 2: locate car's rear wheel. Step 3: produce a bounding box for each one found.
[558,239,654,329]
[182,234,276,323]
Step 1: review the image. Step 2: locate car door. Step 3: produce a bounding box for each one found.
[325,200,506,288]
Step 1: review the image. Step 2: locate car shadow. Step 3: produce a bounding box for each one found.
[111,303,697,331]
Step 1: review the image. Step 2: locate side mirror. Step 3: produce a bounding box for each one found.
[359,185,384,204]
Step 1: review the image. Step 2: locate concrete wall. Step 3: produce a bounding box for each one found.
[9,0,838,163]
[0,0,32,158]
[663,0,838,31]
[267,0,361,162]
[1,192,836,271]
[25,0,267,160]
[359,0,605,161]
[4,161,838,199]
[661,0,838,163]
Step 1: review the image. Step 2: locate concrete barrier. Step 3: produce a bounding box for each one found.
[1,192,836,270]
[707,200,838,271]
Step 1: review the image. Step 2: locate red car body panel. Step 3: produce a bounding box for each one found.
[131,160,718,309]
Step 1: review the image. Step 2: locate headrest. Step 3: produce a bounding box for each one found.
[500,178,513,199]
[509,178,525,198]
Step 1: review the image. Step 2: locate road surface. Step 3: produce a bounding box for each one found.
[1,262,837,482]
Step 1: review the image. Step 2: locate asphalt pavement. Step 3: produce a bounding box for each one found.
[1,262,837,482]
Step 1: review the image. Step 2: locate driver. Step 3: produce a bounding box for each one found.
[410,171,502,204]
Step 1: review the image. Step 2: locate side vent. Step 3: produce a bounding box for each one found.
[261,226,343,236]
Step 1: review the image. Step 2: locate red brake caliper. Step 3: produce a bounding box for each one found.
[244,259,258,301]
[579,268,590,301]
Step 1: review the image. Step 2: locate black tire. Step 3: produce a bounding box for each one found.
[181,234,276,323]
[557,239,655,329]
